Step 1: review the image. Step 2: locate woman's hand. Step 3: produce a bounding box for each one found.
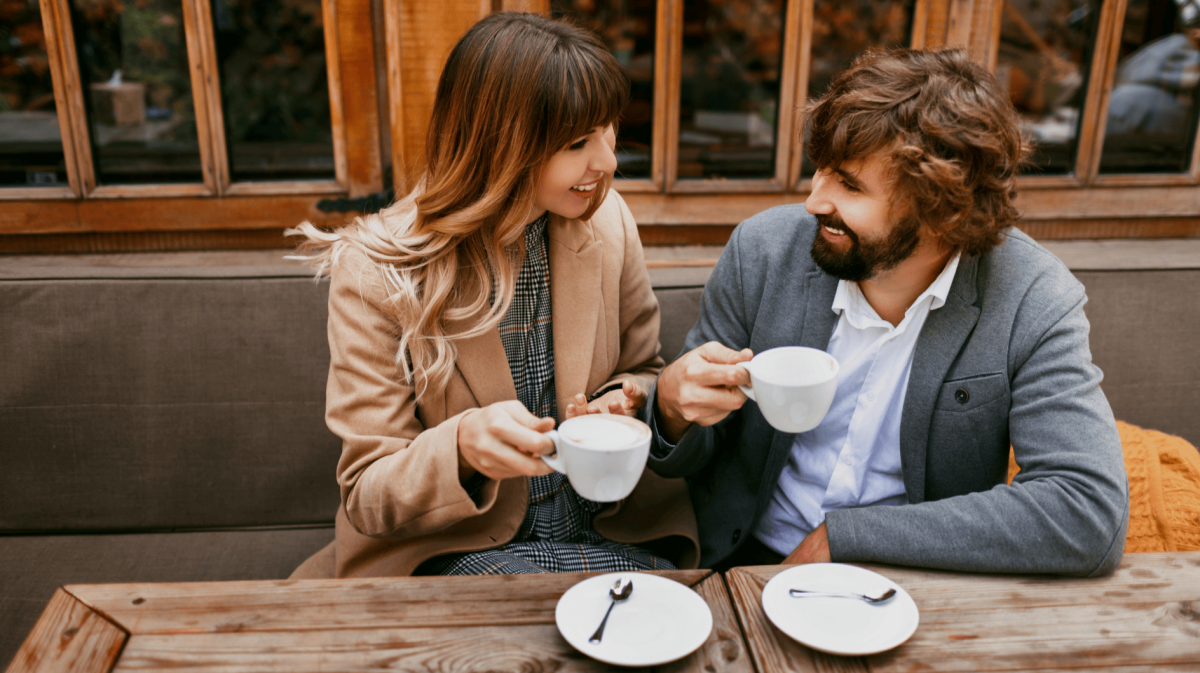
[457,401,556,481]
[564,379,648,419]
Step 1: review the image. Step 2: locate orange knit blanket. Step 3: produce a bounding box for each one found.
[1008,421,1200,552]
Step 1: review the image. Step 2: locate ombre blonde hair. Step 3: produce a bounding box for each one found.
[288,12,628,399]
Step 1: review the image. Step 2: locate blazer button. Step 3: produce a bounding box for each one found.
[731,529,742,545]
[955,388,970,404]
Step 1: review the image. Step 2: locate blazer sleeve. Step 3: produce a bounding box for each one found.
[826,272,1129,577]
[594,191,666,396]
[325,248,500,539]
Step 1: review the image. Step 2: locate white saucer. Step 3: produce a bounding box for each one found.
[761,563,919,656]
[555,572,713,667]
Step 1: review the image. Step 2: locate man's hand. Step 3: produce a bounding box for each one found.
[457,400,556,482]
[564,380,649,418]
[655,342,753,442]
[783,523,831,565]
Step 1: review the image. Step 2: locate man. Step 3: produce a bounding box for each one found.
[645,48,1128,576]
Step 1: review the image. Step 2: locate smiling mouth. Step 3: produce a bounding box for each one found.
[570,181,598,194]
[823,224,847,236]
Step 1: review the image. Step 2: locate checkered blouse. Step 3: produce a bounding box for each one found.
[415,214,673,576]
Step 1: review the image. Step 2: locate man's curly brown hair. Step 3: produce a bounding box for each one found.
[806,48,1031,256]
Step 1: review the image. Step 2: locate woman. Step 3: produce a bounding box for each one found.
[288,12,698,578]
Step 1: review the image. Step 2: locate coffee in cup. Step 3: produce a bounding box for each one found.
[739,346,839,433]
[542,415,651,502]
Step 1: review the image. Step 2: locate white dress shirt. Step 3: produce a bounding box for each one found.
[754,253,961,555]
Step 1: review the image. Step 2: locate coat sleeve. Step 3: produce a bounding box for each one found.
[325,249,501,539]
[826,272,1129,577]
[593,191,666,397]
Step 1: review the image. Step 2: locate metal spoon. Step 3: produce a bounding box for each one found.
[589,577,633,644]
[789,587,897,604]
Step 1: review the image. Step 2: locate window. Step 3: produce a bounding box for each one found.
[3,0,1198,253]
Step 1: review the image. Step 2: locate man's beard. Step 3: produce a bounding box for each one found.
[810,212,922,282]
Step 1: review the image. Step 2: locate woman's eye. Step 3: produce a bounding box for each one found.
[569,138,588,150]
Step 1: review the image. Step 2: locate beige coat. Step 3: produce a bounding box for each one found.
[292,191,699,579]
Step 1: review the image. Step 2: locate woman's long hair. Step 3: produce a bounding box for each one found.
[288,13,628,399]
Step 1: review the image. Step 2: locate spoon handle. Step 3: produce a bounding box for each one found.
[588,601,618,643]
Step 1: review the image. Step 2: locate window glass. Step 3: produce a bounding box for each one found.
[678,0,785,180]
[552,0,657,179]
[72,0,204,184]
[212,0,333,182]
[1,0,68,187]
[1099,0,1199,174]
[801,0,917,175]
[996,0,1099,175]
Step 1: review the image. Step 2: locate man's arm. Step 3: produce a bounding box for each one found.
[824,278,1128,577]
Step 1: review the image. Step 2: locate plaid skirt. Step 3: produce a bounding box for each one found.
[415,472,674,575]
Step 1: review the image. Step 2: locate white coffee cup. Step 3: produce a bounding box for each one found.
[542,414,651,502]
[738,346,839,433]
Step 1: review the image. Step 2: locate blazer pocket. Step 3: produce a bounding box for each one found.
[934,373,1009,413]
[925,373,1011,499]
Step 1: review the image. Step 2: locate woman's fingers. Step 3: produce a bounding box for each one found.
[457,402,555,479]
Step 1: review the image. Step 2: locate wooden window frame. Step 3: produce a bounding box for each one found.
[2,0,382,206]
[3,0,1199,250]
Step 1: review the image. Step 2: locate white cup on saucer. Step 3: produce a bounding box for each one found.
[542,414,651,502]
[738,346,839,433]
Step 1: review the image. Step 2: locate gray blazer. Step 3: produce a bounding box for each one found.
[646,205,1129,576]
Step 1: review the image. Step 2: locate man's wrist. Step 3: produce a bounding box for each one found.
[654,396,691,444]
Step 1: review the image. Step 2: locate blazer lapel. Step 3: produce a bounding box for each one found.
[548,213,603,420]
[799,269,839,350]
[454,327,516,408]
[899,254,981,502]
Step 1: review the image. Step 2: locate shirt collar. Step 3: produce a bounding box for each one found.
[831,252,962,327]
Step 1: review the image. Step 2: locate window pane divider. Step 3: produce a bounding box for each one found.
[1015,175,1085,189]
[647,0,674,191]
[182,0,226,195]
[663,0,683,191]
[782,0,810,189]
[911,0,931,48]
[224,180,346,196]
[613,178,661,193]
[670,179,788,193]
[324,0,351,191]
[384,0,408,195]
[1091,173,1200,187]
[1191,114,1200,182]
[1074,0,1128,185]
[42,0,95,195]
[89,185,213,199]
[0,188,77,201]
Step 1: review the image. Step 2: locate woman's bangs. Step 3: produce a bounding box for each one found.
[544,44,628,151]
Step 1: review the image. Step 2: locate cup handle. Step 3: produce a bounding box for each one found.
[540,429,566,474]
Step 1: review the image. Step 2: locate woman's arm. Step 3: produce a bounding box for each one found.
[325,248,500,539]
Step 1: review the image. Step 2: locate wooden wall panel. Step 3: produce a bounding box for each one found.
[388,0,486,193]
[335,0,385,196]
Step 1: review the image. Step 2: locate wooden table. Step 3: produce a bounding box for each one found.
[8,570,752,672]
[726,551,1200,672]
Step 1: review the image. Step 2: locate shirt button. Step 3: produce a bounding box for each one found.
[866,392,876,402]
[731,529,741,545]
[955,388,970,404]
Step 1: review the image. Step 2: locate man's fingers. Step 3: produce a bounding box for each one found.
[696,341,754,365]
[684,359,752,389]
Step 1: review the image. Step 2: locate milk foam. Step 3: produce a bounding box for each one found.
[562,417,644,450]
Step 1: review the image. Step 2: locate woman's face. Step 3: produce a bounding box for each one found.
[532,124,618,221]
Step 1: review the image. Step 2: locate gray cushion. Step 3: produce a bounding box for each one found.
[1077,269,1200,446]
[0,526,335,669]
[0,277,341,532]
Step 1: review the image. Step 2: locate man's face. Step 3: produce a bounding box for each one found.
[807,151,921,282]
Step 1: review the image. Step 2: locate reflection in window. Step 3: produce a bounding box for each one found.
[72,0,203,184]
[802,0,916,175]
[678,0,784,180]
[996,0,1098,175]
[1099,0,1199,174]
[552,0,656,179]
[212,0,334,182]
[1,0,68,187]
